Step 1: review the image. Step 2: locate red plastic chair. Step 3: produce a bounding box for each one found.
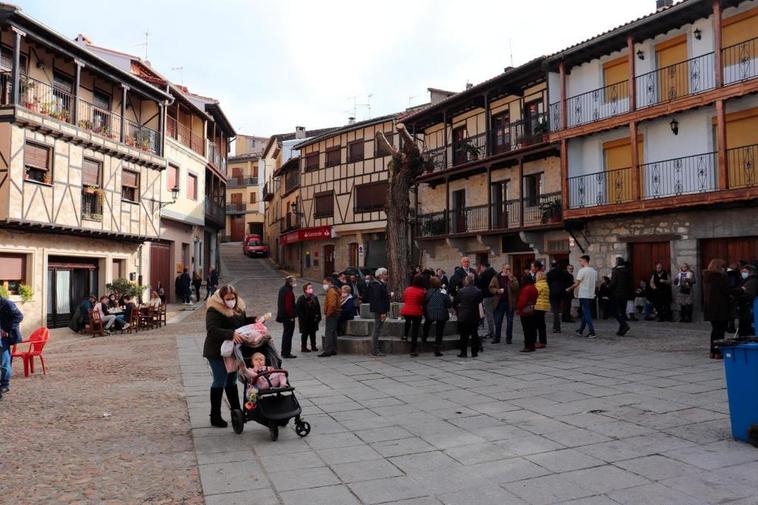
[11,327,49,377]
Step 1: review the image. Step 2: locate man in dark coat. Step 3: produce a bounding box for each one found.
[205,266,220,300]
[546,262,565,333]
[609,257,634,336]
[0,295,24,398]
[449,256,477,298]
[454,274,483,358]
[295,283,321,352]
[69,294,96,333]
[366,267,390,357]
[737,265,757,337]
[177,268,192,304]
[477,262,497,339]
[703,260,731,359]
[276,276,297,359]
[650,263,672,321]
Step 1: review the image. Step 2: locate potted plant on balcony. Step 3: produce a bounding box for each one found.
[539,199,562,224]
[460,138,481,161]
[533,121,550,142]
[79,119,93,130]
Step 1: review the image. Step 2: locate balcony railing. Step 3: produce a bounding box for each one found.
[204,199,225,225]
[227,176,258,188]
[449,204,489,234]
[523,191,562,225]
[280,212,300,233]
[722,36,758,85]
[489,200,522,230]
[208,143,227,173]
[564,81,630,128]
[636,52,716,109]
[451,132,487,167]
[727,143,757,189]
[491,113,551,155]
[568,167,635,209]
[284,170,300,193]
[77,98,122,140]
[641,151,718,199]
[263,181,275,201]
[416,211,448,237]
[81,189,103,222]
[125,120,160,154]
[167,116,205,156]
[226,203,248,214]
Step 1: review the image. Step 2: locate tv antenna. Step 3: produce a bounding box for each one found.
[135,30,150,60]
[347,94,373,120]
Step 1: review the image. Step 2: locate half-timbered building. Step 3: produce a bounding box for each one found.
[546,0,758,315]
[0,5,172,330]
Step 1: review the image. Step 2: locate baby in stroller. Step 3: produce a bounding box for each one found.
[248,352,288,389]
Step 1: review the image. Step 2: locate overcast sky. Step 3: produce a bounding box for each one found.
[18,0,655,139]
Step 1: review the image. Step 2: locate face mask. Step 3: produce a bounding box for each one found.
[306,287,314,295]
[322,284,330,291]
[742,272,749,280]
[291,283,297,288]
[224,299,236,309]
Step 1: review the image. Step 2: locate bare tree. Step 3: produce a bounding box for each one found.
[375,125,432,300]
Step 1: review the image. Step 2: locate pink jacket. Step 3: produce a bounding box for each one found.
[251,366,288,389]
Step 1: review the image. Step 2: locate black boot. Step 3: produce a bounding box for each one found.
[210,388,227,428]
[471,335,480,358]
[225,385,241,412]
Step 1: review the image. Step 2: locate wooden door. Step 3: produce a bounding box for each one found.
[323,245,335,277]
[490,181,508,228]
[511,253,535,281]
[150,242,172,303]
[700,237,758,273]
[452,189,466,233]
[656,35,688,101]
[603,138,643,203]
[349,243,359,267]
[231,216,245,241]
[629,241,671,286]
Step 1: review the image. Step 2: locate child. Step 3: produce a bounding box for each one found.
[337,285,355,335]
[249,352,288,390]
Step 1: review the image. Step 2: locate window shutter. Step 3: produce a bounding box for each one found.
[82,159,101,186]
[25,143,50,170]
[0,254,25,280]
[168,165,178,190]
[315,192,334,216]
[188,174,197,199]
[122,170,139,188]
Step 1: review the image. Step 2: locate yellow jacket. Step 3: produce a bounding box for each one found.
[535,279,550,312]
[324,287,341,318]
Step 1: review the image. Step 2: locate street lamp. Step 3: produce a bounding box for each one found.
[160,186,180,208]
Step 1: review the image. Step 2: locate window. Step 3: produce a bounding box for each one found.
[81,158,102,221]
[304,153,320,172]
[523,173,543,206]
[314,191,334,218]
[355,181,388,212]
[188,173,198,200]
[93,89,111,111]
[0,45,28,73]
[375,132,395,157]
[167,164,179,192]
[24,142,52,184]
[491,111,511,154]
[0,253,27,295]
[348,140,364,163]
[325,147,341,167]
[249,192,257,204]
[121,169,140,202]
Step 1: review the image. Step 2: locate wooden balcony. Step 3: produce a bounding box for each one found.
[167,116,205,156]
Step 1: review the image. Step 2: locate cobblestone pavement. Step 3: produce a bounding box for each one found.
[0,308,205,503]
[176,243,758,505]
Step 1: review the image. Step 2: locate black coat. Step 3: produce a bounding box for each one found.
[454,285,483,324]
[203,306,250,359]
[546,267,565,301]
[176,273,191,295]
[295,294,321,333]
[450,267,476,297]
[702,270,731,322]
[610,264,634,300]
[563,271,575,299]
[276,284,296,322]
[477,267,497,299]
[367,280,390,314]
[651,270,672,304]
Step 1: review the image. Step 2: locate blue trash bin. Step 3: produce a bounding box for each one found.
[722,342,758,443]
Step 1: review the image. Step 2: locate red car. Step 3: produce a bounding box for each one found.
[243,236,269,257]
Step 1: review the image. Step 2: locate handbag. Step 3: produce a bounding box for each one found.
[220,340,235,357]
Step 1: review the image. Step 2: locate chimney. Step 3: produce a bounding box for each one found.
[348,117,355,125]
[656,0,673,11]
[465,81,473,90]
[295,126,306,139]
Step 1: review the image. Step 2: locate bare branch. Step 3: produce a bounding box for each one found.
[396,123,414,146]
[375,131,398,156]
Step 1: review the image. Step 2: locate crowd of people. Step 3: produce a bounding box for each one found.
[69,289,164,335]
[175,266,220,305]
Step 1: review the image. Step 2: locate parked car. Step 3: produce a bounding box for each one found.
[243,237,269,257]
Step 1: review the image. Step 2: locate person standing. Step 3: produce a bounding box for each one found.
[276,276,297,359]
[205,266,220,300]
[179,268,192,305]
[703,259,731,359]
[436,268,449,290]
[562,264,575,323]
[454,274,482,358]
[477,262,497,340]
[673,263,696,323]
[650,263,672,322]
[567,255,598,339]
[546,262,565,333]
[534,271,550,348]
[737,264,757,337]
[295,283,320,352]
[726,263,741,333]
[424,276,452,356]
[449,256,476,298]
[516,276,538,353]
[192,271,203,303]
[0,294,23,398]
[609,257,634,336]
[400,275,426,357]
[318,277,341,357]
[366,268,390,357]
[203,284,250,427]
[490,264,520,344]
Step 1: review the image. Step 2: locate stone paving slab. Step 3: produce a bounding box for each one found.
[177,246,758,505]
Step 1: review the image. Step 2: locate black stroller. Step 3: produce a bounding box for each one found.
[230,343,311,441]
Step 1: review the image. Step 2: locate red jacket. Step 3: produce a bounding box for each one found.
[516,284,538,316]
[400,286,426,317]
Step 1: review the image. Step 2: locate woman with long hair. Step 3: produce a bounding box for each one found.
[702,259,730,359]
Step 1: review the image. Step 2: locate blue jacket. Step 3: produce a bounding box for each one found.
[0,296,24,344]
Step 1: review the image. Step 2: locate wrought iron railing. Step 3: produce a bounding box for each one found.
[449,205,488,234]
[226,203,247,213]
[489,200,521,230]
[451,132,487,167]
[564,81,630,128]
[523,191,562,225]
[204,199,225,225]
[15,74,74,121]
[549,102,561,132]
[491,113,551,154]
[227,176,258,188]
[416,211,447,237]
[636,52,716,109]
[722,36,758,85]
[727,144,757,189]
[641,151,717,199]
[423,146,447,173]
[81,189,103,221]
[280,212,300,233]
[125,120,160,154]
[568,167,635,209]
[263,181,276,200]
[77,99,121,140]
[167,116,205,156]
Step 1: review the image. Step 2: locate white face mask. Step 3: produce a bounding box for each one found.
[322,284,330,291]
[742,272,749,280]
[224,299,236,309]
